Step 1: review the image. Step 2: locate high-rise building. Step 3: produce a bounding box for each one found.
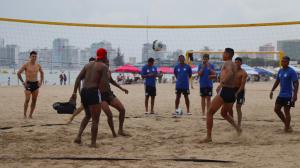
[80,48,91,66]
[6,45,19,66]
[53,38,69,68]
[259,43,275,59]
[62,46,79,69]
[142,43,155,63]
[277,39,300,60]
[129,57,136,65]
[0,44,19,67]
[18,51,30,66]
[90,41,117,64]
[37,48,53,69]
[0,38,4,48]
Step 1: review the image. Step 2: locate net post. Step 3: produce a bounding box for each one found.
[279,51,284,67]
[186,50,194,88]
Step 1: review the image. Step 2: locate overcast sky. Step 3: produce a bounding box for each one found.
[1,0,300,62]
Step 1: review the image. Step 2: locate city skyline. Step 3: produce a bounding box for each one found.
[1,35,300,69]
[2,19,300,64]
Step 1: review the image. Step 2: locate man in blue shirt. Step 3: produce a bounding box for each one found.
[270,56,299,132]
[174,55,192,115]
[141,58,162,114]
[198,54,216,116]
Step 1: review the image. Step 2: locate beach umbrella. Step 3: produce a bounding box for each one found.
[158,67,174,74]
[274,66,300,73]
[115,64,141,73]
[254,67,274,76]
[242,64,259,75]
[289,65,300,73]
[192,66,198,73]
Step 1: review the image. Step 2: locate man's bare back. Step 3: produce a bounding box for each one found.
[81,61,108,89]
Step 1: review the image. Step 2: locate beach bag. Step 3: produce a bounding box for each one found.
[53,101,76,114]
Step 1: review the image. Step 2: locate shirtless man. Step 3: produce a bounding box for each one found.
[17,51,44,119]
[96,48,130,136]
[202,48,241,143]
[67,57,95,124]
[70,53,110,147]
[230,57,248,128]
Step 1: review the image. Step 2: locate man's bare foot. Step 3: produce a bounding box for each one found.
[199,137,212,143]
[118,130,131,137]
[24,115,27,119]
[89,143,97,148]
[29,115,33,119]
[285,127,293,133]
[113,133,117,138]
[74,137,82,144]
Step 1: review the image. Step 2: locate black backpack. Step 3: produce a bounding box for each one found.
[53,101,76,114]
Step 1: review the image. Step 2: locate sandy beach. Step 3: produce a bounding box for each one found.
[0,82,300,168]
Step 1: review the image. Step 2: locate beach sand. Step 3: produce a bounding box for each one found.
[0,82,300,168]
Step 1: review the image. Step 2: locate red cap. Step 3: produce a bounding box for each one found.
[96,48,107,60]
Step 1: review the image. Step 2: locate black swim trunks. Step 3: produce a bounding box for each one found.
[176,89,190,95]
[101,91,116,105]
[25,81,39,92]
[276,97,294,107]
[235,89,245,105]
[200,87,213,97]
[219,87,236,103]
[80,87,101,117]
[145,85,156,97]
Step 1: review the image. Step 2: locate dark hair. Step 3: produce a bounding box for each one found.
[30,51,37,56]
[235,57,242,63]
[282,56,290,62]
[89,57,95,62]
[148,57,154,63]
[178,55,185,58]
[203,53,210,59]
[225,48,234,57]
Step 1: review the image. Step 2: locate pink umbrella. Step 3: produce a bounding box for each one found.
[115,64,141,73]
[158,66,174,74]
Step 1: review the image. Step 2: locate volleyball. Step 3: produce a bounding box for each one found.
[175,108,183,116]
[152,40,163,51]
